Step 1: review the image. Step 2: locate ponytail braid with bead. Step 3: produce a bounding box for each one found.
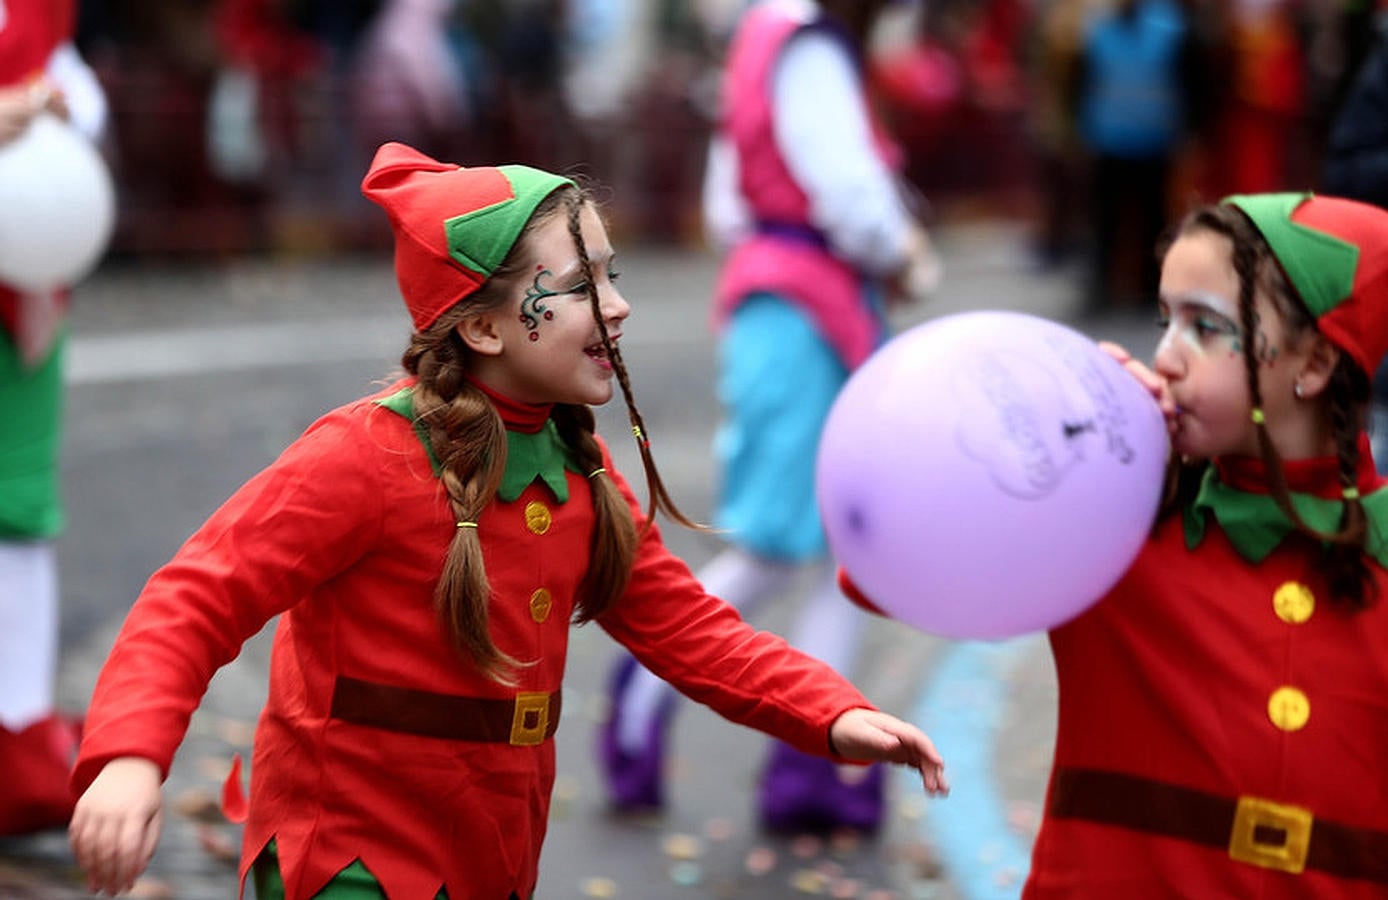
[1172,204,1376,608]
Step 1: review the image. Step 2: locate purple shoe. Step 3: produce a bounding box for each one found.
[756,741,884,834]
[597,654,675,811]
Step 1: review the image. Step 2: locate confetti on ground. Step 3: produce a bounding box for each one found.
[828,829,862,856]
[669,860,702,886]
[127,877,176,898]
[830,877,863,898]
[790,867,827,893]
[896,796,925,821]
[194,755,233,782]
[662,832,703,861]
[212,716,257,745]
[790,834,823,859]
[1006,800,1040,836]
[703,816,736,842]
[814,860,845,880]
[744,846,777,876]
[864,890,898,900]
[195,825,239,864]
[550,775,580,821]
[890,840,944,880]
[581,876,619,898]
[171,787,223,823]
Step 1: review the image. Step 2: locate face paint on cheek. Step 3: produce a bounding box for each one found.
[521,265,560,342]
[1175,328,1207,357]
[1254,332,1281,367]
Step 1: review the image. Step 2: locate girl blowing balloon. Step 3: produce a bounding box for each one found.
[1025,193,1388,896]
[65,144,948,900]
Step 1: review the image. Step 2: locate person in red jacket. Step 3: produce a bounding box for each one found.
[846,191,1388,896]
[66,143,949,900]
[0,0,106,838]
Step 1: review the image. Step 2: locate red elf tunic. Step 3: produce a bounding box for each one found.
[1025,441,1388,897]
[72,378,875,900]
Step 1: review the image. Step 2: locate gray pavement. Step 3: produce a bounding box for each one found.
[0,221,1161,899]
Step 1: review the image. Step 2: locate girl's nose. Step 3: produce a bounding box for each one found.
[601,283,630,323]
[1152,329,1183,381]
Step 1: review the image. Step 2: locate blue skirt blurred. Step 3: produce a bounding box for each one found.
[713,293,854,562]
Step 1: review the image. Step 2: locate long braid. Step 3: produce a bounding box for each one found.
[551,403,637,621]
[1205,205,1376,607]
[1230,229,1302,519]
[403,310,521,683]
[564,197,704,532]
[1324,362,1374,608]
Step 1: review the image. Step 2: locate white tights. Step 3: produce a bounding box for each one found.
[0,541,58,731]
[615,544,867,753]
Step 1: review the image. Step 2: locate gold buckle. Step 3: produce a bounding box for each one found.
[509,692,550,746]
[1228,796,1313,874]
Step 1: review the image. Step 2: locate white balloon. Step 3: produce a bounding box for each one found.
[0,114,116,292]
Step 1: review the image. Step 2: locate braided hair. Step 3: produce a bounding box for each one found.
[1158,204,1376,608]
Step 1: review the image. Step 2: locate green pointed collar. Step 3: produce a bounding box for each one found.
[376,386,581,503]
[1183,445,1388,567]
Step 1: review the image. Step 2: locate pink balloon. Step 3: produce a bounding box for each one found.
[816,311,1168,639]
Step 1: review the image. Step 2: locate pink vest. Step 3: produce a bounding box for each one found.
[712,4,900,370]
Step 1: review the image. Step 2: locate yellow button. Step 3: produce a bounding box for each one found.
[1273,582,1315,624]
[1267,686,1309,732]
[529,588,553,623]
[524,501,551,535]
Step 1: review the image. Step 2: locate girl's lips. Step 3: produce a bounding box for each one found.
[585,336,618,369]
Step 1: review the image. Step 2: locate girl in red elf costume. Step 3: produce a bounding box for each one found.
[845,192,1388,894]
[1026,192,1388,896]
[66,143,949,900]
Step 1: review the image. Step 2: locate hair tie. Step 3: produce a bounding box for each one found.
[1343,487,1361,501]
[456,521,478,529]
[632,425,650,449]
[588,468,606,479]
[1250,408,1266,425]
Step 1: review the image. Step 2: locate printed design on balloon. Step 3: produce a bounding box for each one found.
[1047,332,1139,466]
[955,339,1146,501]
[955,352,1084,499]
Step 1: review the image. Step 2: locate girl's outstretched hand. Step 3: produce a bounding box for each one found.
[1098,341,1178,430]
[69,757,165,896]
[829,708,949,796]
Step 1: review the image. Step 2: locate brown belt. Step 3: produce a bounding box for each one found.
[1049,767,1388,884]
[330,676,561,746]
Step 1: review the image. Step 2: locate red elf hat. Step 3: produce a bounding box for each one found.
[361,143,574,331]
[1225,192,1388,378]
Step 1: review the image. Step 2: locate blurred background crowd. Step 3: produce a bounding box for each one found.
[70,0,1386,296]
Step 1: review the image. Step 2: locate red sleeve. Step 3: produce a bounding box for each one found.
[71,405,385,794]
[595,440,873,761]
